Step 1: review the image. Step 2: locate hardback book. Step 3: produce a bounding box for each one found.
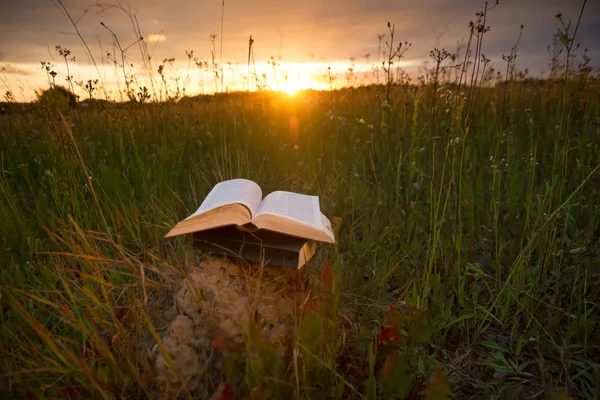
[165,179,335,268]
[193,226,317,269]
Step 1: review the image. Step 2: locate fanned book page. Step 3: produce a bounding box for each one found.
[254,191,322,228]
[185,179,262,220]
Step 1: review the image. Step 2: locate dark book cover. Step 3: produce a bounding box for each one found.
[192,225,316,269]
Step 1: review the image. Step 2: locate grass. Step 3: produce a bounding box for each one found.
[1,6,600,400]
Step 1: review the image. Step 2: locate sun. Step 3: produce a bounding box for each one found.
[281,80,302,96]
[279,72,329,95]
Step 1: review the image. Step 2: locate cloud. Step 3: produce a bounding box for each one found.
[147,33,167,43]
[0,0,599,100]
[0,65,31,76]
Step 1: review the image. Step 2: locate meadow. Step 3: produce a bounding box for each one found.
[1,7,600,399]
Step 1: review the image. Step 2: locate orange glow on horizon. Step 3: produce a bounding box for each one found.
[280,72,328,95]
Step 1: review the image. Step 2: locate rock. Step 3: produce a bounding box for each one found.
[163,306,178,321]
[154,256,313,396]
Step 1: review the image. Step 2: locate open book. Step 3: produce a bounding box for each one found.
[165,179,335,244]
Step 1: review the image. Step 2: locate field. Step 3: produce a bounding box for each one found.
[1,12,600,400]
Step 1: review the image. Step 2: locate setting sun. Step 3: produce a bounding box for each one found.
[281,78,305,96]
[280,73,328,96]
[282,83,300,95]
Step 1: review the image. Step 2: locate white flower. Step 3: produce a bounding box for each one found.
[358,118,365,124]
[419,147,425,152]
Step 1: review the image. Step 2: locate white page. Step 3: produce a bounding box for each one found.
[321,212,332,232]
[254,191,322,228]
[184,179,262,220]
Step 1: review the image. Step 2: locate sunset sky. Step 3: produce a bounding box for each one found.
[1,0,599,101]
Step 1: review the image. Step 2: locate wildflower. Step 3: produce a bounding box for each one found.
[358,118,365,124]
[419,147,425,152]
[368,124,374,130]
[453,137,460,145]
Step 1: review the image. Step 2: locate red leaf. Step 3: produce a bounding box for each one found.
[381,354,398,378]
[407,305,421,314]
[24,390,38,400]
[210,382,234,400]
[320,260,334,291]
[222,383,233,397]
[217,383,234,400]
[378,326,400,345]
[115,308,130,324]
[423,362,451,400]
[380,354,409,398]
[383,304,404,327]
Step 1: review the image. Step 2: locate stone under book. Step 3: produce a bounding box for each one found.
[165,179,335,268]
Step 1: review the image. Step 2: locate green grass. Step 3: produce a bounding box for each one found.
[1,57,599,398]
